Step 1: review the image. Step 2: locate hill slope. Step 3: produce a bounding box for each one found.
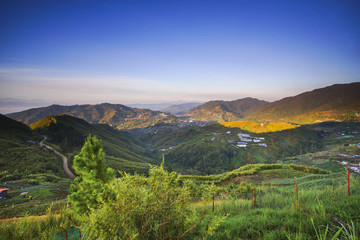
[0,114,34,141]
[134,123,322,175]
[31,114,155,174]
[0,114,67,179]
[187,98,268,122]
[6,103,177,129]
[246,82,360,124]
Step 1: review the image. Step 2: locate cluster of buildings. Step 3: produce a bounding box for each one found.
[161,146,175,152]
[349,143,360,148]
[177,119,215,128]
[228,133,267,149]
[338,161,360,174]
[338,153,360,158]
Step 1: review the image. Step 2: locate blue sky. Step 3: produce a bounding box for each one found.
[1,0,360,113]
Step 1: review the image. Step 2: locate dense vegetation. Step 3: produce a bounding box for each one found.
[31,114,155,175]
[135,123,323,175]
[0,115,67,180]
[1,160,359,239]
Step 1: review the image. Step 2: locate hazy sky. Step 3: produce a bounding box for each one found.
[1,0,360,113]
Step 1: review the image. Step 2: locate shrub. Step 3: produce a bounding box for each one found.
[83,164,211,239]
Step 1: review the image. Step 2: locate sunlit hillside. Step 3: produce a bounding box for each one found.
[221,121,299,133]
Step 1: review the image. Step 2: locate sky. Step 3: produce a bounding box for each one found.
[1,0,360,113]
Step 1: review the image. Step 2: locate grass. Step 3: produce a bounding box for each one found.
[0,164,359,239]
[0,180,71,219]
[221,120,299,133]
[190,171,360,240]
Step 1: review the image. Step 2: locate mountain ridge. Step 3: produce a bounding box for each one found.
[5,83,360,127]
[187,97,269,122]
[6,103,177,129]
[245,82,360,124]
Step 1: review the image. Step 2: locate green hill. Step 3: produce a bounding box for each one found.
[6,103,177,129]
[187,97,268,122]
[134,123,323,175]
[0,114,34,140]
[246,82,360,124]
[30,114,155,174]
[0,114,66,180]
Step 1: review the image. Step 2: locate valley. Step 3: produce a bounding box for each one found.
[1,83,360,239]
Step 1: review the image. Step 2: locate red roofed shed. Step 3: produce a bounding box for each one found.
[0,188,8,198]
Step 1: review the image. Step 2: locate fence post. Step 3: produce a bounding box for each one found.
[254,187,256,209]
[212,193,215,212]
[346,167,350,196]
[294,180,298,205]
[60,227,68,240]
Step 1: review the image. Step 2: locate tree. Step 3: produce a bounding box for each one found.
[68,135,115,215]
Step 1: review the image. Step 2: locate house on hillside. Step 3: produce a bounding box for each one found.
[0,188,8,199]
[237,144,247,148]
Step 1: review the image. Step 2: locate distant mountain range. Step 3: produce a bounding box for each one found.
[6,103,177,129]
[127,102,203,113]
[5,83,360,127]
[162,102,203,115]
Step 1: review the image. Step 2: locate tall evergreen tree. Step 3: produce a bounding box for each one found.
[68,135,115,215]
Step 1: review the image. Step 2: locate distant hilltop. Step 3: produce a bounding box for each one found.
[186,83,360,124]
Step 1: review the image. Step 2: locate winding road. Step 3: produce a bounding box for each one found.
[40,136,76,180]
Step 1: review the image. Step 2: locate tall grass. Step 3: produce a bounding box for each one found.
[1,167,359,239]
[191,172,360,239]
[0,204,79,240]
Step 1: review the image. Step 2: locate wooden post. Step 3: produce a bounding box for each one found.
[254,187,256,209]
[79,228,81,239]
[212,193,215,212]
[346,167,350,196]
[60,227,68,240]
[294,180,298,205]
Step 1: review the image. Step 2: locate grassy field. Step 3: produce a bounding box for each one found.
[1,164,359,239]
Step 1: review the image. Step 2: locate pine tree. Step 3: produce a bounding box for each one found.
[68,135,115,215]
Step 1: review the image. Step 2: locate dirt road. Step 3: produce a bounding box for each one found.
[40,136,76,180]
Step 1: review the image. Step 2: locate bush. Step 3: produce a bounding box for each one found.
[83,164,212,239]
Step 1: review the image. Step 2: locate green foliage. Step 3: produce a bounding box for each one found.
[180,163,330,184]
[0,204,79,240]
[140,123,323,175]
[68,135,115,215]
[83,164,213,239]
[30,114,155,174]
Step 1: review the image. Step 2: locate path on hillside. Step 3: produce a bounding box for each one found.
[40,136,76,180]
